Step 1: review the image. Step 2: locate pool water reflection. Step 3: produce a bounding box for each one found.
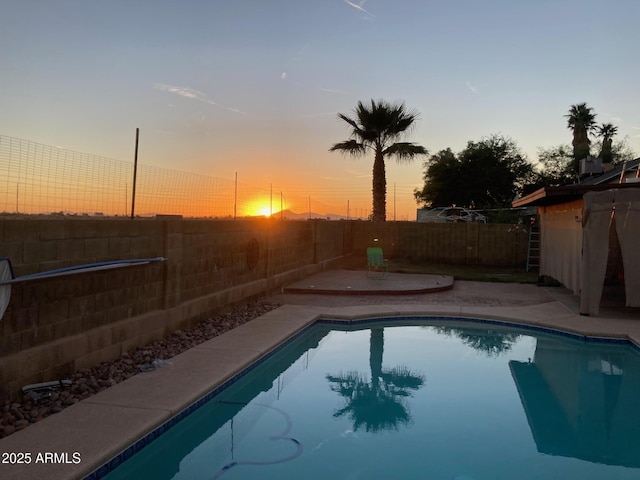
[99,319,640,480]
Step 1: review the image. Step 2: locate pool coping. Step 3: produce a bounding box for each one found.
[1,293,640,480]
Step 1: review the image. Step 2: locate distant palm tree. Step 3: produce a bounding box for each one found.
[596,123,618,164]
[565,103,597,173]
[330,100,428,221]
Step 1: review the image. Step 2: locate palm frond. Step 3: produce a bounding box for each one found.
[329,140,367,157]
[337,113,360,131]
[383,142,428,163]
[565,102,597,131]
[597,123,618,138]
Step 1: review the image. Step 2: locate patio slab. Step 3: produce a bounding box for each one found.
[282,269,453,295]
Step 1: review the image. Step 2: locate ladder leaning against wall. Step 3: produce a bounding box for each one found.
[526,223,540,272]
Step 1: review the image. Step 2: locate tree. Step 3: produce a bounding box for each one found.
[330,99,428,221]
[414,134,534,208]
[413,148,459,207]
[535,145,575,186]
[534,138,636,188]
[596,123,618,164]
[592,135,636,165]
[565,103,597,173]
[458,135,535,206]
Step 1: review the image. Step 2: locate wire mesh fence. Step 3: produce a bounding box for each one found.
[0,135,376,219]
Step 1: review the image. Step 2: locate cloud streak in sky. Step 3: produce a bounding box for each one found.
[154,83,247,115]
[343,0,374,17]
[157,84,205,100]
[466,81,478,94]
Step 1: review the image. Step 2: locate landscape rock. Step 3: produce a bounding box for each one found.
[0,300,279,439]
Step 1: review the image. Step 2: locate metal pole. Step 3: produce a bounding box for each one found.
[130,128,139,219]
[234,171,237,220]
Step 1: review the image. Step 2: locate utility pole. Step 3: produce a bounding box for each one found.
[130,128,139,219]
[234,172,237,219]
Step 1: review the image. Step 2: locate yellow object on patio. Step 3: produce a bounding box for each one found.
[366,247,388,278]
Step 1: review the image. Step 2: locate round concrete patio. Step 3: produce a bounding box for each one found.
[282,269,454,295]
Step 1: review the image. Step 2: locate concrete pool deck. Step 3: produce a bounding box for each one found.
[1,271,639,480]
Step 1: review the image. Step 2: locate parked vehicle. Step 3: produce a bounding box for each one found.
[417,207,487,223]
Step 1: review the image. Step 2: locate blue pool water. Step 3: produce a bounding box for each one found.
[97,318,640,480]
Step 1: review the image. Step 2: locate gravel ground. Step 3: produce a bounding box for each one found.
[0,300,280,439]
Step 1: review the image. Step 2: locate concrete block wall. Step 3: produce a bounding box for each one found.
[0,217,528,398]
[314,220,350,263]
[1,219,166,355]
[0,217,345,399]
[350,221,530,267]
[178,220,266,303]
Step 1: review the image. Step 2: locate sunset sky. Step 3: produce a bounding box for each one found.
[2,0,639,219]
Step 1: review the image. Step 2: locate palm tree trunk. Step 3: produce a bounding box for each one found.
[573,129,590,173]
[372,148,386,221]
[601,137,613,163]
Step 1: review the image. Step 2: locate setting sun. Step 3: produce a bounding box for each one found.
[258,205,272,217]
[244,198,279,217]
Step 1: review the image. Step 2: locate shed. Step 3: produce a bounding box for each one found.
[513,161,640,316]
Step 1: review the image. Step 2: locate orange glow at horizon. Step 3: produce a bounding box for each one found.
[1,134,420,219]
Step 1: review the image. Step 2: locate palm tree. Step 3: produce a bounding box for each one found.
[330,100,428,221]
[596,123,618,164]
[565,103,597,174]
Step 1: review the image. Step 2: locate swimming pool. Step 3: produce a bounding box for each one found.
[94,317,640,480]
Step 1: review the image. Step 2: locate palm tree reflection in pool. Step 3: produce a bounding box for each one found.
[326,328,426,432]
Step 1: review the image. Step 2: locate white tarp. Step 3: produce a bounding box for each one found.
[579,189,640,315]
[580,191,615,315]
[539,200,583,295]
[540,189,640,316]
[612,189,640,308]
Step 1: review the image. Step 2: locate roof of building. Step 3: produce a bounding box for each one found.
[512,156,640,208]
[579,157,640,185]
[512,183,640,207]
